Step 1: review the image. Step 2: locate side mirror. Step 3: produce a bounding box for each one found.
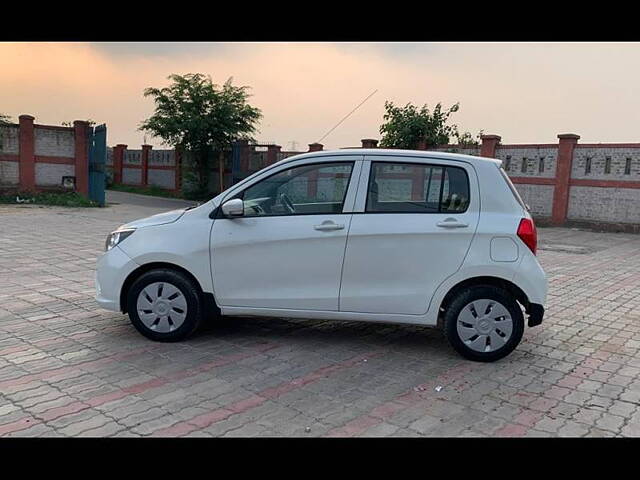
[221,198,244,217]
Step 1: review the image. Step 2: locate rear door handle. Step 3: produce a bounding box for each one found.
[314,221,345,231]
[436,218,469,228]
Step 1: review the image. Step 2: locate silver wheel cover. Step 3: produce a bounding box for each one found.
[456,299,513,353]
[136,282,188,333]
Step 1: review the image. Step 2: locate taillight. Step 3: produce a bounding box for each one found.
[517,218,537,255]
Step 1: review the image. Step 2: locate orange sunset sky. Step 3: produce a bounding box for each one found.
[1,42,640,150]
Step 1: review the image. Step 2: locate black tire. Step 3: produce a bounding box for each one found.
[127,269,203,342]
[443,285,524,362]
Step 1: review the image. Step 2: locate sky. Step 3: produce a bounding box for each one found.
[2,42,640,150]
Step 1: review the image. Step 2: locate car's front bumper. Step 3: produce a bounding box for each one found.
[95,245,139,312]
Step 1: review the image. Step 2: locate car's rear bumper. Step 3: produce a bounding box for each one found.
[513,253,547,307]
[527,303,544,327]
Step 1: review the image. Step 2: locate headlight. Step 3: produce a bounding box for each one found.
[105,228,136,251]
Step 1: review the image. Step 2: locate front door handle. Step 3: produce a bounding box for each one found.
[436,218,469,228]
[314,221,345,231]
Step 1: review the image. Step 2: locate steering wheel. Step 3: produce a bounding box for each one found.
[250,204,265,215]
[279,193,296,214]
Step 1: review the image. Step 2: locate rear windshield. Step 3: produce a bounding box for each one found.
[498,166,528,211]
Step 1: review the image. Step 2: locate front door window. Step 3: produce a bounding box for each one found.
[241,162,353,216]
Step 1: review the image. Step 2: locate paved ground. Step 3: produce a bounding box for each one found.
[2,192,640,437]
[105,190,198,211]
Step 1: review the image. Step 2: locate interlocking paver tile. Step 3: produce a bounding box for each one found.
[3,200,640,436]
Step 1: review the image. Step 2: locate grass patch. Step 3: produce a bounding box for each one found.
[0,191,101,207]
[108,184,181,199]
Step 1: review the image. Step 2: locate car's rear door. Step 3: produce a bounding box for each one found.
[339,155,480,315]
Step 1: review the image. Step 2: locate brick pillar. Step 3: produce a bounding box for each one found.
[552,133,580,225]
[417,140,428,150]
[73,120,89,195]
[18,114,36,192]
[141,144,152,186]
[361,139,379,148]
[411,165,426,201]
[480,134,501,158]
[267,145,281,166]
[113,144,126,184]
[306,143,323,196]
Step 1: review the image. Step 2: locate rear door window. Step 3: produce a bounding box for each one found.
[365,162,470,213]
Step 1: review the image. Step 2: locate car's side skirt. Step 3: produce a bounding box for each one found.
[219,306,438,326]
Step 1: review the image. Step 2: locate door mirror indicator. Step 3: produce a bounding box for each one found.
[221,198,245,217]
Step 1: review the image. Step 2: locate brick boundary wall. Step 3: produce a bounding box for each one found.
[108,144,182,192]
[478,134,640,231]
[109,142,300,194]
[0,114,91,195]
[107,135,640,231]
[346,135,640,232]
[337,136,640,231]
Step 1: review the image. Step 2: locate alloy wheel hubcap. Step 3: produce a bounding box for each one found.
[136,282,188,333]
[457,299,513,353]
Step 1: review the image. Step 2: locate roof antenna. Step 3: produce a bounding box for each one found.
[317,89,378,144]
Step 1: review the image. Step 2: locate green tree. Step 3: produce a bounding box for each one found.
[454,129,484,146]
[140,73,262,197]
[0,114,11,151]
[62,119,96,127]
[379,101,461,149]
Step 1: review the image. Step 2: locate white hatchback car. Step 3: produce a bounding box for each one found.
[96,149,547,362]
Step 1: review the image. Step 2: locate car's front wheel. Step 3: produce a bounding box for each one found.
[127,269,203,342]
[444,285,524,362]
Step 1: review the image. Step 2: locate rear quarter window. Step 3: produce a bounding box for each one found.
[498,166,528,211]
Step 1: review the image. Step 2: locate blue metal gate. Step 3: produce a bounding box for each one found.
[88,124,106,206]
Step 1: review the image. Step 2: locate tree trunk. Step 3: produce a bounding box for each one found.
[218,150,225,193]
[198,147,209,196]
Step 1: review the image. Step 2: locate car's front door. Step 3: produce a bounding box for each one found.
[211,158,361,311]
[339,156,480,315]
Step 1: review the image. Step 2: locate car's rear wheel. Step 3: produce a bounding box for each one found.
[127,269,203,342]
[444,285,524,362]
